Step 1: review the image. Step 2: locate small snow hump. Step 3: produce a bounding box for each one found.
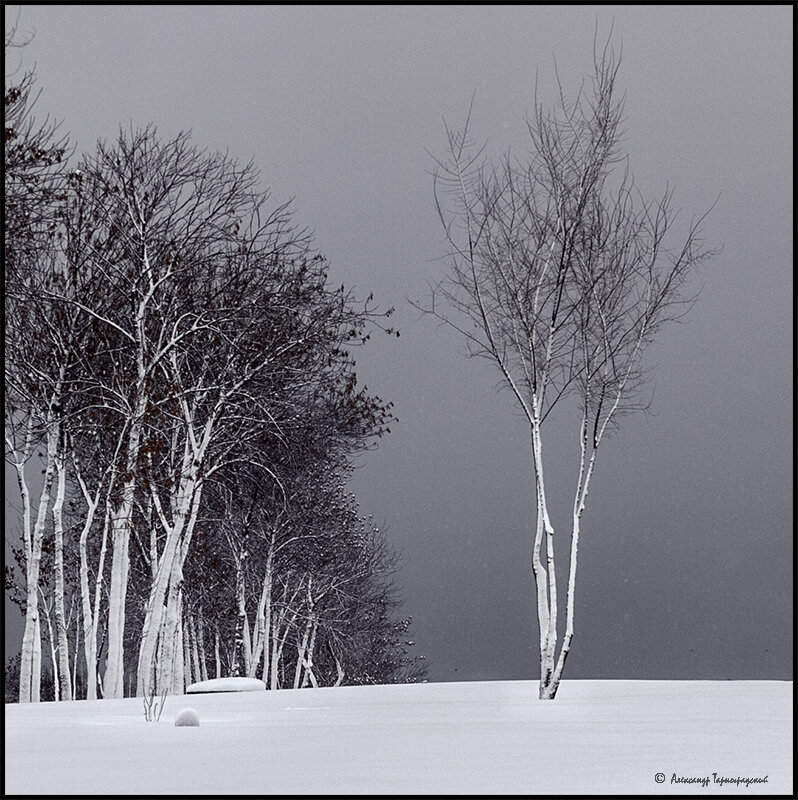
[187,677,265,694]
[174,708,200,727]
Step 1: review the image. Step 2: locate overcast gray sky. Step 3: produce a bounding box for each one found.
[4,4,792,682]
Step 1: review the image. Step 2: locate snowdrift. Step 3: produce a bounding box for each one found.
[186,677,266,693]
[4,679,792,795]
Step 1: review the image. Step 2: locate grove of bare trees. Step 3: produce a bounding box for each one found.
[5,44,423,702]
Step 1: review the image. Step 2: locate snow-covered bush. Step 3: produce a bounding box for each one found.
[143,684,167,722]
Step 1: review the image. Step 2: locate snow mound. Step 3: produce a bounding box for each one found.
[186,677,266,694]
[174,707,200,727]
[4,681,792,794]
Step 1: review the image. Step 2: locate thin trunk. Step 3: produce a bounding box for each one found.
[249,538,274,680]
[20,558,44,703]
[269,611,281,689]
[550,430,598,693]
[273,612,297,690]
[106,359,153,697]
[52,452,73,701]
[32,613,42,703]
[89,494,112,699]
[197,610,209,682]
[11,430,34,704]
[532,502,548,676]
[333,652,345,687]
[73,609,79,700]
[233,556,246,678]
[105,458,139,696]
[229,530,253,679]
[295,579,317,689]
[183,609,193,689]
[146,494,158,583]
[172,592,185,695]
[528,421,550,657]
[41,595,59,702]
[154,618,165,696]
[214,626,221,679]
[157,568,183,695]
[301,615,319,689]
[243,613,253,677]
[270,604,290,691]
[270,583,301,690]
[17,421,58,703]
[76,468,102,701]
[188,613,202,687]
[293,614,313,689]
[105,506,132,699]
[530,417,558,699]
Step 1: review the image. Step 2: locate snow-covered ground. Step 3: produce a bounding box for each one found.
[4,680,792,795]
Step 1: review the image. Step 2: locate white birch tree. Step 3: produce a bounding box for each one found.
[5,28,71,703]
[424,38,717,699]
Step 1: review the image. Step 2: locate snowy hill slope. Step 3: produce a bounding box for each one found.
[4,680,792,795]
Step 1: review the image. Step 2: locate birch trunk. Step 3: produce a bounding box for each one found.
[72,610,79,700]
[333,652,345,687]
[197,610,209,682]
[550,426,598,694]
[293,614,313,689]
[270,583,302,690]
[77,469,102,700]
[78,528,99,699]
[104,505,131,698]
[172,593,185,695]
[270,632,281,691]
[17,418,59,703]
[269,605,288,691]
[189,613,202,686]
[19,534,45,703]
[40,595,58,701]
[269,614,280,689]
[232,555,247,678]
[89,498,112,699]
[156,567,183,695]
[248,537,274,681]
[136,470,202,696]
[243,613,253,677]
[52,452,72,700]
[272,611,298,690]
[301,615,319,689]
[32,614,42,703]
[137,364,222,693]
[183,610,193,688]
[154,618,165,696]
[529,417,559,700]
[104,402,145,699]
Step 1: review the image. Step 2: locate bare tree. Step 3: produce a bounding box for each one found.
[423,38,717,699]
[5,27,71,702]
